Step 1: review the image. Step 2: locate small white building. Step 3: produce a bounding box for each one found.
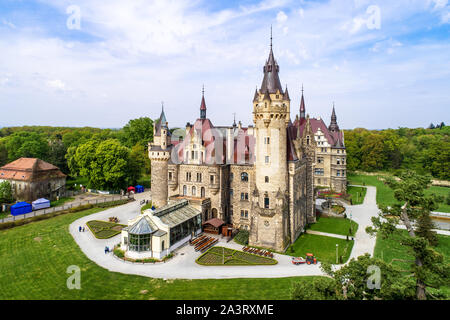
[121,199,202,259]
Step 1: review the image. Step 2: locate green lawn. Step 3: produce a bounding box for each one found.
[373,230,450,297]
[309,216,358,236]
[0,206,325,300]
[348,173,450,213]
[50,197,75,207]
[288,233,354,264]
[346,186,367,205]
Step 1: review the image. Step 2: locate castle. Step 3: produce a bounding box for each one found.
[148,41,346,252]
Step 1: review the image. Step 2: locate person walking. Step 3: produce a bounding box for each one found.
[79,226,82,232]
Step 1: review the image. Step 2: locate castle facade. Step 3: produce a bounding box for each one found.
[148,43,346,252]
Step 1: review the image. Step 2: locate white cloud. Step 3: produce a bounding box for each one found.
[441,11,450,22]
[2,19,16,29]
[276,11,288,23]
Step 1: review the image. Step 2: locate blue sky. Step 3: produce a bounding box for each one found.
[0,0,449,129]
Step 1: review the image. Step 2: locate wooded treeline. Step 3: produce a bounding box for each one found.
[0,118,154,190]
[0,123,448,191]
[344,126,449,180]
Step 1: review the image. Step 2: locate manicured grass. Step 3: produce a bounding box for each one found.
[196,246,277,266]
[309,216,358,236]
[288,233,354,264]
[348,173,450,213]
[50,197,75,207]
[0,207,325,300]
[373,230,450,296]
[346,186,367,205]
[86,220,126,239]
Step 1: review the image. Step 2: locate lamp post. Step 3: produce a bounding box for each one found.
[336,244,339,264]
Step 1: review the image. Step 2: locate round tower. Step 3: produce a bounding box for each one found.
[249,33,291,252]
[252,44,290,204]
[149,105,171,208]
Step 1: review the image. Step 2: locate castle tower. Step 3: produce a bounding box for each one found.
[328,103,340,133]
[299,85,306,121]
[249,33,291,251]
[200,85,207,120]
[300,114,316,224]
[148,105,171,208]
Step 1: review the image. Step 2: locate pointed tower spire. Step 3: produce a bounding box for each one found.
[253,86,259,102]
[300,84,306,120]
[260,27,283,94]
[328,102,340,132]
[270,24,273,49]
[200,85,206,119]
[155,102,168,136]
[283,85,290,101]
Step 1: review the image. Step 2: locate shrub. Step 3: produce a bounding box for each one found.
[69,204,94,213]
[114,248,125,258]
[234,229,249,245]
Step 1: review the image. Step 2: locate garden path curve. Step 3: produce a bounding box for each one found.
[69,187,380,279]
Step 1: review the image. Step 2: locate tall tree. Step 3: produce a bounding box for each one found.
[366,171,449,299]
[0,181,14,204]
[5,131,49,162]
[121,117,154,148]
[319,254,415,300]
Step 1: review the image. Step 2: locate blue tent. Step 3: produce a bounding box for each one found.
[135,185,144,193]
[11,202,32,216]
[32,198,50,210]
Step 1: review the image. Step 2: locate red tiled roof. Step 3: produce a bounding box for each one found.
[0,158,66,182]
[203,218,225,228]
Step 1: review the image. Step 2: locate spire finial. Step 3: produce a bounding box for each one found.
[233,112,236,126]
[270,25,273,49]
[301,84,304,95]
[202,84,205,96]
[161,101,164,111]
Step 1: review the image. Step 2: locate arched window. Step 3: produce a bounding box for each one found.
[264,193,270,209]
[201,187,205,198]
[211,208,218,218]
[241,172,249,182]
[183,185,187,196]
[192,186,196,196]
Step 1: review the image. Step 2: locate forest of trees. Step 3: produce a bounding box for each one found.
[0,117,154,191]
[344,126,449,180]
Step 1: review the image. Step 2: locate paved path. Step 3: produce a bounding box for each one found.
[306,230,347,240]
[345,185,379,261]
[69,187,381,279]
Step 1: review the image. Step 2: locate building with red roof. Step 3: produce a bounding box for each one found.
[0,157,66,202]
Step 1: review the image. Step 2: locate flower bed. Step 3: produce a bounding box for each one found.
[86,220,126,239]
[196,246,277,266]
